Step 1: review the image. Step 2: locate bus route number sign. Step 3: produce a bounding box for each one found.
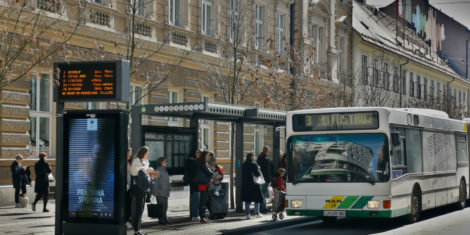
[54,61,130,102]
[293,112,379,131]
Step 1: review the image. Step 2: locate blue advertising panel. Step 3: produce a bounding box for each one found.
[62,111,127,226]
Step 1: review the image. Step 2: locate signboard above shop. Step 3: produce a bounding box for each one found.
[53,60,130,102]
[293,111,379,131]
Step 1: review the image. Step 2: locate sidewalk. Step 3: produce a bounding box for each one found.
[0,190,296,235]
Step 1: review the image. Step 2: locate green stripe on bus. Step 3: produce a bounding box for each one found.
[351,196,374,209]
[337,196,360,209]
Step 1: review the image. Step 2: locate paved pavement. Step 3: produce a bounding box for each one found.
[0,190,302,235]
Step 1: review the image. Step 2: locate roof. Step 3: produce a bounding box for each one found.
[136,102,286,126]
[352,2,470,84]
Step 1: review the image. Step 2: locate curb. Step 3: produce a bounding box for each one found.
[141,210,246,228]
[220,216,319,235]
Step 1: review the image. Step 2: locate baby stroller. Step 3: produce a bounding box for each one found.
[272,189,286,221]
[208,181,228,219]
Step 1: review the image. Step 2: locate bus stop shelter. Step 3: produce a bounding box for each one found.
[130,102,286,212]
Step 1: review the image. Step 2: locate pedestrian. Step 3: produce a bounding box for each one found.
[279,153,287,181]
[153,157,170,225]
[242,153,264,219]
[126,148,133,227]
[257,146,274,213]
[198,150,215,223]
[271,168,286,193]
[207,154,226,219]
[10,154,28,208]
[184,148,202,222]
[32,152,52,212]
[130,146,160,235]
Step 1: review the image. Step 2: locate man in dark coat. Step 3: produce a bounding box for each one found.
[184,149,202,222]
[11,154,28,208]
[242,153,264,219]
[257,146,274,213]
[32,152,52,212]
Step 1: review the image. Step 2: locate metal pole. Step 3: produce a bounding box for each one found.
[235,122,244,213]
[272,125,280,171]
[189,117,198,218]
[131,107,142,154]
[55,102,64,235]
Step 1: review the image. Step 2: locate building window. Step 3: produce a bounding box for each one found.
[393,67,399,93]
[459,90,462,106]
[454,88,458,106]
[200,96,210,150]
[317,27,324,64]
[372,59,379,87]
[30,73,52,157]
[137,0,145,17]
[417,75,421,99]
[131,85,144,105]
[430,80,434,98]
[338,36,345,73]
[255,5,264,50]
[423,78,427,100]
[437,82,441,98]
[409,72,414,97]
[401,70,406,95]
[169,0,181,26]
[361,55,368,85]
[84,102,99,110]
[276,13,285,54]
[383,63,389,90]
[202,0,212,35]
[169,91,179,123]
[229,0,239,42]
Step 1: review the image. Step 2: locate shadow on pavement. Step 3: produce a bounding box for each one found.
[30,224,54,228]
[0,212,32,216]
[17,216,53,220]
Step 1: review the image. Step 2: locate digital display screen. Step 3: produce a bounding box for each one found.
[66,117,116,220]
[56,62,117,101]
[293,112,379,131]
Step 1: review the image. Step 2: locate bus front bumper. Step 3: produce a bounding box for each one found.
[286,209,408,218]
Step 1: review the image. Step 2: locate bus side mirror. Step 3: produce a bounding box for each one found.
[391,133,400,146]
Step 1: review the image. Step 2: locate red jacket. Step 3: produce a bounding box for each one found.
[272,176,286,192]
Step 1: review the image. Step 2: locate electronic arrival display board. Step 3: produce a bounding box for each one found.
[62,111,127,230]
[293,111,379,131]
[54,61,130,102]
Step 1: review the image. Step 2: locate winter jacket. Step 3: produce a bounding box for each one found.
[10,161,27,189]
[198,162,214,192]
[34,159,52,194]
[184,157,200,192]
[272,175,286,192]
[257,152,275,182]
[241,162,264,203]
[151,166,170,198]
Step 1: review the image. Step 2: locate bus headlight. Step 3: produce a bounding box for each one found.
[292,200,303,208]
[367,200,380,209]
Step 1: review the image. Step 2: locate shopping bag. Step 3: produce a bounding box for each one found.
[147,203,161,218]
[19,196,29,208]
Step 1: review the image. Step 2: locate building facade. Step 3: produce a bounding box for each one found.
[0,0,354,190]
[352,1,470,115]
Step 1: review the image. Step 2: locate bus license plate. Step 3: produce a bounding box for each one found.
[323,210,346,217]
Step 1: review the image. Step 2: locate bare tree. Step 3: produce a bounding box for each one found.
[0,0,86,95]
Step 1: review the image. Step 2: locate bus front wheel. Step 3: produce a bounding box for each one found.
[457,179,467,210]
[408,187,422,223]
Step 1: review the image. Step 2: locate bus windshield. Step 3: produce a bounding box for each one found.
[289,133,390,184]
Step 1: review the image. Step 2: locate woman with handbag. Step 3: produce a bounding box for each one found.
[32,152,52,212]
[197,151,215,224]
[241,153,264,219]
[130,146,160,235]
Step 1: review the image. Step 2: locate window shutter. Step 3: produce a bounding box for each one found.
[181,0,188,28]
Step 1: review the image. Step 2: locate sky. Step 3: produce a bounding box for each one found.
[366,0,470,29]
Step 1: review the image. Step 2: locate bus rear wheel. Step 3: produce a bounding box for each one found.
[458,179,467,210]
[407,187,421,223]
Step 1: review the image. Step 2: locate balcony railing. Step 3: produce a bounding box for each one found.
[136,22,152,37]
[89,8,110,27]
[171,31,188,46]
[37,0,62,14]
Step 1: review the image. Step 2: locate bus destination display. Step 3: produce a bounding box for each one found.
[54,61,130,102]
[293,112,379,131]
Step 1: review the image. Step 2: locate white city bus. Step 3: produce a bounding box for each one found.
[285,107,469,222]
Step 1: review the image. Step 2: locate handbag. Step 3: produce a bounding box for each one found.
[253,172,265,185]
[48,173,55,182]
[147,203,162,218]
[195,169,211,185]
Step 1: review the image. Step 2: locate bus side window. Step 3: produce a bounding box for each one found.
[405,128,423,173]
[456,134,468,163]
[391,127,407,178]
